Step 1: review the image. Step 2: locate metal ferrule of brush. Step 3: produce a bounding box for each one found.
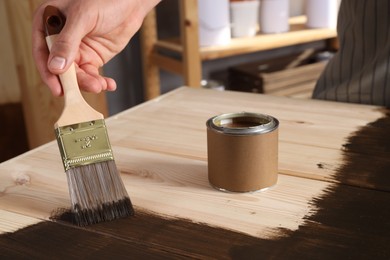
[55,119,114,171]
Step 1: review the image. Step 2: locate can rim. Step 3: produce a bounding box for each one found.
[206,112,279,135]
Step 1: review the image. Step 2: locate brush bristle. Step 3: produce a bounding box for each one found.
[65,160,134,226]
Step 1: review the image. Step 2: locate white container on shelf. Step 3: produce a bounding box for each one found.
[289,0,305,16]
[198,0,231,46]
[259,0,289,34]
[305,0,340,29]
[230,0,260,38]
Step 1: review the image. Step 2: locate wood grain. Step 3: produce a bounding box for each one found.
[107,88,385,184]
[0,87,387,235]
[1,87,389,258]
[0,141,330,238]
[0,210,42,234]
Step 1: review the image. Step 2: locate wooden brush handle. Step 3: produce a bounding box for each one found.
[43,6,103,128]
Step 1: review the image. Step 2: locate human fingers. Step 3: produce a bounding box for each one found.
[77,64,116,93]
[46,3,95,74]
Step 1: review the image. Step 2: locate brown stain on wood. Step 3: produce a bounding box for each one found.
[230,110,390,258]
[1,111,390,258]
[337,110,390,190]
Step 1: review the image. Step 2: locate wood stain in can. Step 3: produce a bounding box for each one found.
[206,112,279,192]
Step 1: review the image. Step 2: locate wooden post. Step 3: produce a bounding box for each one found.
[179,0,202,88]
[140,8,161,100]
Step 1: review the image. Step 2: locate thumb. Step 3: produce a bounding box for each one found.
[47,13,87,74]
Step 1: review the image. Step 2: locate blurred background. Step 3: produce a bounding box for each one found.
[0,0,340,161]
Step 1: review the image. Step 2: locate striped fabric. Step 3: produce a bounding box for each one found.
[312,0,390,107]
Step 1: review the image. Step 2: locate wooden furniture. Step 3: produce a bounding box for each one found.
[228,50,328,98]
[1,87,389,258]
[140,0,338,100]
[1,0,108,149]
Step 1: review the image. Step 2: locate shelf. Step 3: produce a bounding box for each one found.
[155,16,337,61]
[140,1,338,100]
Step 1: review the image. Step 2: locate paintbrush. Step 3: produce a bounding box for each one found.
[43,6,134,226]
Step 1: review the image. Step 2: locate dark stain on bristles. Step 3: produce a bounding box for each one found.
[1,112,390,258]
[52,198,134,226]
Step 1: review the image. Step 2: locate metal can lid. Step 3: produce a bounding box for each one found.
[206,112,279,135]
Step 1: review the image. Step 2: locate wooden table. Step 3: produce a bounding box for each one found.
[1,87,389,258]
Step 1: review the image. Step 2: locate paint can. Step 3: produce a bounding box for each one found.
[206,112,279,192]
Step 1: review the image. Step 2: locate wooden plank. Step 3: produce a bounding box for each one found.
[155,38,183,53]
[0,218,183,258]
[109,87,382,153]
[200,16,337,60]
[1,88,390,258]
[262,62,326,96]
[0,88,388,233]
[106,87,387,189]
[1,184,389,258]
[140,9,161,100]
[151,52,183,75]
[0,142,330,238]
[179,0,202,87]
[1,182,390,260]
[0,210,42,234]
[266,82,316,98]
[262,62,326,90]
[155,16,337,61]
[72,184,390,258]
